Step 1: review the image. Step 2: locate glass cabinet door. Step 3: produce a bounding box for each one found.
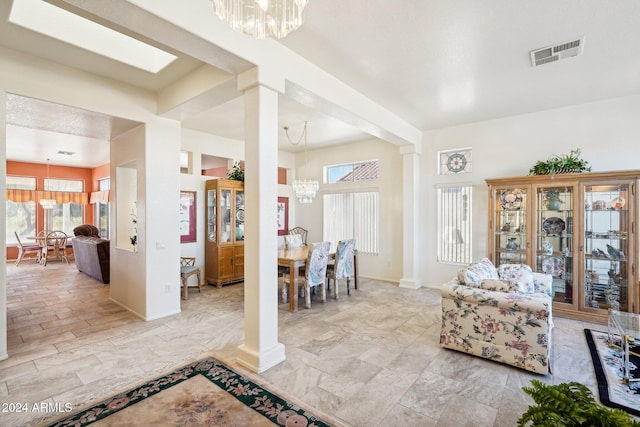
[235,190,245,241]
[583,183,630,312]
[535,185,575,305]
[493,187,529,267]
[207,189,216,243]
[220,189,232,243]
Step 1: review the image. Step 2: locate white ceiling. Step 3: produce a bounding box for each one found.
[4,0,640,167]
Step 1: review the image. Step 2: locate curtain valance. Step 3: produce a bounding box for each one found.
[5,189,89,204]
[89,190,110,204]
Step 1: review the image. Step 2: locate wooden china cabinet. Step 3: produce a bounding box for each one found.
[205,179,245,288]
[486,170,640,322]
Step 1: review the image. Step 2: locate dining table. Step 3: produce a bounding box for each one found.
[29,232,69,265]
[277,246,359,312]
[278,246,308,312]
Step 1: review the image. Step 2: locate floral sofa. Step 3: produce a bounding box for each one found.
[440,258,553,374]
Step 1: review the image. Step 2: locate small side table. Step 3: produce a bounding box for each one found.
[608,309,640,384]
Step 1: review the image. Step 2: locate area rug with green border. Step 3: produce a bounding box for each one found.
[40,356,338,426]
[585,329,640,417]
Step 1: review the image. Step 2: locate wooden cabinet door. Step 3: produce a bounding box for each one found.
[218,246,235,279]
[234,245,244,277]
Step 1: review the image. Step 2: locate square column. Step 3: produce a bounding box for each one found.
[236,67,285,373]
[399,145,423,289]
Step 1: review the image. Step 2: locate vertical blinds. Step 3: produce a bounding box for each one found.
[437,184,473,264]
[323,191,378,255]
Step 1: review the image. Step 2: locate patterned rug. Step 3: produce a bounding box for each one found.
[585,329,640,416]
[41,356,335,426]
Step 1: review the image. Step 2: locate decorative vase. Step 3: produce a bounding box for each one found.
[542,240,553,255]
[545,191,563,210]
[506,237,519,252]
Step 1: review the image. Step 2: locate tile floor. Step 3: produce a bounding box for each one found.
[0,259,609,426]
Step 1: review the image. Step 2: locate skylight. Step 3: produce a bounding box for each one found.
[9,0,177,73]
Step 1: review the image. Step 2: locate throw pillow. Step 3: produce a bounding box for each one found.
[497,264,536,293]
[459,258,499,287]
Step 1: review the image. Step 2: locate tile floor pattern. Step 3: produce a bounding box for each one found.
[0,260,610,426]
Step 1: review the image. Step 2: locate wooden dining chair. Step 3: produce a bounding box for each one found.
[326,239,356,297]
[288,227,308,245]
[14,232,42,266]
[42,231,69,266]
[180,257,201,300]
[283,241,331,309]
[284,233,304,249]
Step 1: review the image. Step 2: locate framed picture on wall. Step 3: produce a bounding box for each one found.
[277,197,288,235]
[180,191,196,243]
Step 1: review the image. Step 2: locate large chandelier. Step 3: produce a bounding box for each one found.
[284,121,319,203]
[210,0,309,39]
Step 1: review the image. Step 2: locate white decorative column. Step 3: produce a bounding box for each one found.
[399,144,423,289]
[236,67,286,373]
[0,89,7,360]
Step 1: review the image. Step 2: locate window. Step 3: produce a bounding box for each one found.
[6,176,37,244]
[96,178,110,238]
[323,192,378,254]
[44,178,84,235]
[437,184,472,264]
[325,160,379,184]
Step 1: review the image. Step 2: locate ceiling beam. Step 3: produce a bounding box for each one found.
[47,0,422,147]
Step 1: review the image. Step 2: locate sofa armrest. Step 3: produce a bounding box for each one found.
[532,272,553,296]
[441,282,552,317]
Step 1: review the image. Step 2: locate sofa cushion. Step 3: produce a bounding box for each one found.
[532,272,553,296]
[497,264,536,293]
[480,279,518,293]
[457,258,499,287]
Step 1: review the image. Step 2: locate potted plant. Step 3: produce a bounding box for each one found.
[529,148,592,176]
[227,161,245,182]
[518,379,640,426]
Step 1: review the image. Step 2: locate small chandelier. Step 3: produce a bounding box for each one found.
[284,121,319,203]
[210,0,310,39]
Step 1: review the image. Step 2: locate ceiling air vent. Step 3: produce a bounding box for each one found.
[530,37,584,67]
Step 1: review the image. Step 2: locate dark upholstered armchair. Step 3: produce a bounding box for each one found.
[72,224,110,283]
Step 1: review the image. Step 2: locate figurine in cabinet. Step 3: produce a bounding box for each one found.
[606,244,625,260]
[506,237,519,252]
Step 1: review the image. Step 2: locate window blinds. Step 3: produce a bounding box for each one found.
[323,191,378,255]
[437,184,472,264]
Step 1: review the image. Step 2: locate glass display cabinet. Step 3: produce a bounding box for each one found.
[534,185,576,308]
[205,179,245,288]
[583,182,630,312]
[489,186,530,267]
[487,171,639,322]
